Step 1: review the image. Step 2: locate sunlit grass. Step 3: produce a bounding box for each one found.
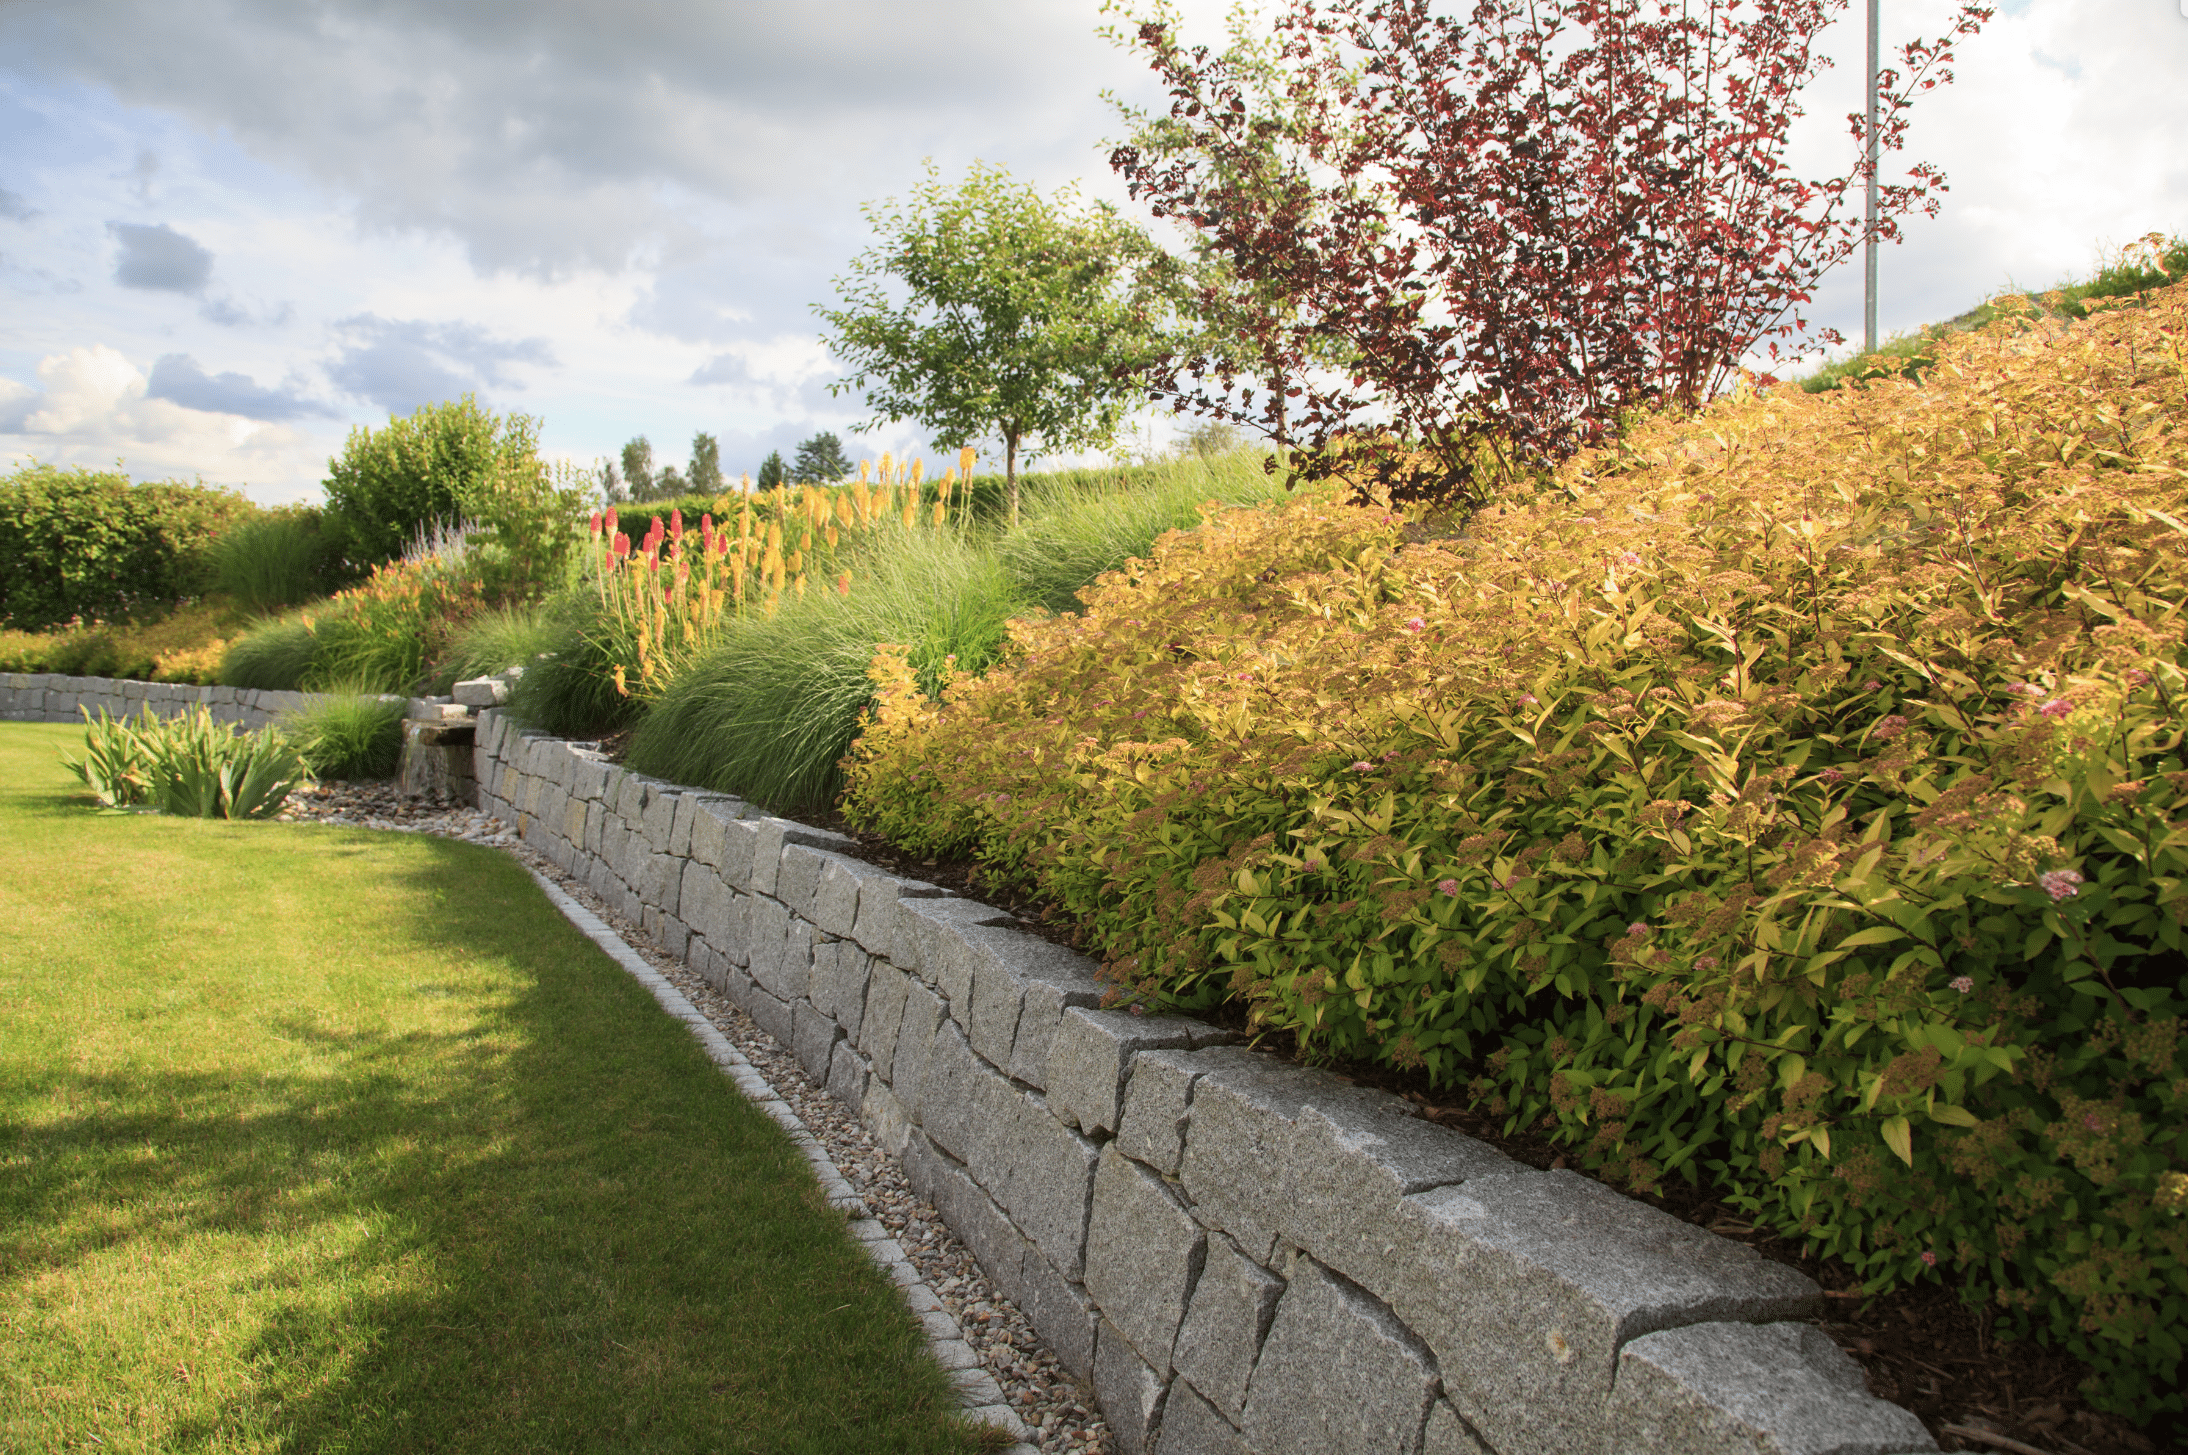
[0,720,983,1455]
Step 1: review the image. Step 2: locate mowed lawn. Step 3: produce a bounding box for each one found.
[0,721,982,1455]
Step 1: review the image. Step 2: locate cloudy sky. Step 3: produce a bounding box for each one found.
[0,0,2183,504]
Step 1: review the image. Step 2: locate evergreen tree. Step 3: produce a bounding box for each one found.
[790,431,854,484]
[757,450,788,490]
[689,432,723,492]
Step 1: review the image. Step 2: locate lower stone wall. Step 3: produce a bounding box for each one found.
[0,671,403,731]
[475,713,1940,1455]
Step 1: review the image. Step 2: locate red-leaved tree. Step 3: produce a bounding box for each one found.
[1110,0,1991,501]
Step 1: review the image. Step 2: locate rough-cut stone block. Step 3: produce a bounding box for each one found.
[862,1078,914,1155]
[1008,968,1113,1091]
[1017,1249,1100,1381]
[1604,1322,1937,1455]
[717,814,761,890]
[1178,1046,1363,1263]
[859,960,912,1072]
[1381,1171,1821,1455]
[827,1039,871,1110]
[452,676,508,707]
[690,938,727,993]
[940,924,1103,1072]
[680,862,724,944]
[996,1097,1100,1280]
[570,754,614,804]
[561,796,588,848]
[892,894,1008,992]
[850,875,938,958]
[612,768,647,824]
[741,982,794,1046]
[747,817,854,900]
[809,940,872,1043]
[743,896,795,997]
[1049,1010,1203,1136]
[811,853,889,939]
[1241,1256,1438,1455]
[793,1000,843,1082]
[663,792,722,858]
[687,798,728,868]
[1152,1381,1247,1455]
[918,1020,1012,1171]
[1422,1400,1492,1455]
[1117,1049,1204,1177]
[1281,1099,1519,1300]
[903,1133,1030,1307]
[1172,1229,1285,1423]
[639,852,684,918]
[1093,1319,1169,1455]
[891,981,945,1116]
[1084,1145,1206,1374]
[641,787,681,852]
[775,842,839,920]
[764,919,814,1005]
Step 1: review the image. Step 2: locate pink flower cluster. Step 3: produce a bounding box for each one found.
[2037,869,2084,901]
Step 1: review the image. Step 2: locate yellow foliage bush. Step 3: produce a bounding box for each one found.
[843,283,2188,1414]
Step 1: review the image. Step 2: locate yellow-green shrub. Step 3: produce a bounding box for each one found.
[843,286,2188,1415]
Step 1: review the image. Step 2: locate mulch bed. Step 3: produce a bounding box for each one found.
[585,743,2175,1454]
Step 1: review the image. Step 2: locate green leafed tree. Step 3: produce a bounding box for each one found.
[756,450,789,490]
[620,436,655,501]
[689,432,723,493]
[816,160,1173,523]
[322,394,542,565]
[790,432,852,484]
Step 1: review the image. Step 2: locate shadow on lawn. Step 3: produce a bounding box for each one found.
[2,834,971,1455]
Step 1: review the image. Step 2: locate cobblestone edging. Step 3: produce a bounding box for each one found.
[0,671,409,731]
[475,711,1944,1455]
[521,867,1039,1453]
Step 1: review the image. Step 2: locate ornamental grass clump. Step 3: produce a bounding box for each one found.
[64,706,304,819]
[841,281,2188,1416]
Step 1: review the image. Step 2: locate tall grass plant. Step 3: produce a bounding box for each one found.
[282,691,408,780]
[626,520,1023,811]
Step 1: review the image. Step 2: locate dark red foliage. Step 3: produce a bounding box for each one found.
[1111,0,1991,501]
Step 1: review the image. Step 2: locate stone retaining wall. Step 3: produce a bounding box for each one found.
[0,671,406,731]
[474,712,1939,1455]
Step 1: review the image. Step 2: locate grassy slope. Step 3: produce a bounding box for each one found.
[0,721,978,1455]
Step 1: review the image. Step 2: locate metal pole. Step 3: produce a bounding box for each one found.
[1864,0,1880,355]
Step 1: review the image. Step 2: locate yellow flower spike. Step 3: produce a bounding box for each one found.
[794,572,807,598]
[911,457,925,486]
[826,524,840,550]
[859,459,871,485]
[903,496,917,528]
[933,500,946,528]
[879,450,893,484]
[958,445,975,482]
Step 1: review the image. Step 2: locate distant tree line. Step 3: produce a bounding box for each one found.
[596,430,859,503]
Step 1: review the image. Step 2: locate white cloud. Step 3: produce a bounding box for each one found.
[1,345,330,500]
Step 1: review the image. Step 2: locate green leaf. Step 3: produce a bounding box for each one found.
[1929,1104,1980,1128]
[1880,1115,1914,1167]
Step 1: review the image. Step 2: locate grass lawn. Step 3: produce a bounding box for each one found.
[0,721,984,1455]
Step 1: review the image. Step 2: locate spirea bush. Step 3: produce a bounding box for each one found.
[842,285,2188,1415]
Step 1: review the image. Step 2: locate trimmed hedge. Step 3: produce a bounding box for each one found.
[0,464,256,629]
[843,285,2188,1417]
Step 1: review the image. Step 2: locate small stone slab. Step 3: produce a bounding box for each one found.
[1083,1145,1205,1374]
[451,676,508,707]
[1047,1009,1200,1135]
[1151,1380,1247,1455]
[1093,1318,1169,1455]
[1240,1256,1439,1455]
[1171,1229,1285,1423]
[1604,1322,1940,1455]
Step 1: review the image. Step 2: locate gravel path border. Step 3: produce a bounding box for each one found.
[280,783,1115,1454]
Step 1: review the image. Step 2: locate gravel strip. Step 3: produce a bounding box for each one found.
[281,782,1117,1455]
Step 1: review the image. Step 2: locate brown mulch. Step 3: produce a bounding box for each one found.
[582,742,2177,1453]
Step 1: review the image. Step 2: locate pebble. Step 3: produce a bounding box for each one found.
[279,779,1114,1455]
